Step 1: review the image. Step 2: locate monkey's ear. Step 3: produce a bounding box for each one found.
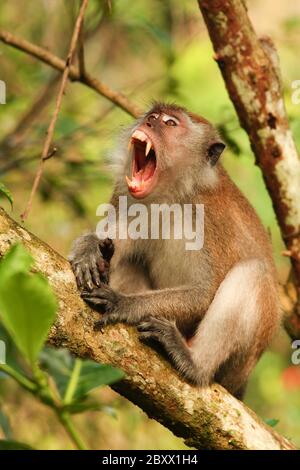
[207,142,225,166]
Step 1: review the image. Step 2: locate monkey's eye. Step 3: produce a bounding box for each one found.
[165,119,177,126]
[162,114,179,127]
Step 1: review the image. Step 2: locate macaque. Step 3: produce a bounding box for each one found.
[69,103,281,399]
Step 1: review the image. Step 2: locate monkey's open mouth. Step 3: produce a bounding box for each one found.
[126,130,158,198]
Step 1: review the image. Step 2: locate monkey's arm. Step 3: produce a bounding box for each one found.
[81,284,210,328]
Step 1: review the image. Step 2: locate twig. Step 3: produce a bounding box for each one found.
[0,364,37,393]
[56,410,88,450]
[0,29,141,118]
[0,10,115,158]
[0,74,60,157]
[77,21,86,78]
[43,147,57,161]
[20,0,90,221]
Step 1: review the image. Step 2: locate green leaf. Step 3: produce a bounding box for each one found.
[265,418,279,428]
[64,399,103,415]
[0,324,25,375]
[40,347,73,397]
[65,401,118,417]
[0,439,34,450]
[40,347,124,400]
[0,244,57,366]
[0,409,12,439]
[0,244,32,282]
[73,362,124,400]
[0,183,13,209]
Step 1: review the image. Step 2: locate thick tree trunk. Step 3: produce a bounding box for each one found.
[0,207,295,450]
[198,0,300,338]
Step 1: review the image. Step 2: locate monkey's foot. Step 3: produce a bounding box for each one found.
[138,317,183,350]
[138,317,200,383]
[70,235,114,290]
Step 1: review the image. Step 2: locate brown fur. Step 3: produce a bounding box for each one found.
[69,104,281,399]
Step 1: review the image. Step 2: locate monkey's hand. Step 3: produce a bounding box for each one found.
[81,285,142,329]
[68,233,114,290]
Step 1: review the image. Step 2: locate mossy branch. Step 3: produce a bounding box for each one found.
[0,207,295,450]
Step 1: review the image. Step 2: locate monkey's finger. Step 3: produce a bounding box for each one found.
[94,319,107,331]
[82,264,94,290]
[94,316,112,330]
[94,313,120,330]
[84,286,116,302]
[139,331,161,342]
[80,289,103,299]
[100,271,109,284]
[73,264,84,289]
[94,326,104,333]
[137,321,152,331]
[81,295,110,307]
[83,299,113,315]
[137,319,162,332]
[90,259,101,287]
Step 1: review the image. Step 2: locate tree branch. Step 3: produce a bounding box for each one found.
[20,0,90,221]
[198,0,300,338]
[0,30,141,118]
[0,207,295,450]
[0,73,60,157]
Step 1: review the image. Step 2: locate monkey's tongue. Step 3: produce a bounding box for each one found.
[127,157,156,191]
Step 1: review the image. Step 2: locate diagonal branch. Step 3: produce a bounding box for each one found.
[198,0,300,338]
[20,0,90,221]
[0,207,295,450]
[77,19,86,78]
[0,30,141,118]
[0,73,60,157]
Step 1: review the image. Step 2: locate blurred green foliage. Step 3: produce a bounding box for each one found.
[0,244,124,449]
[0,0,300,450]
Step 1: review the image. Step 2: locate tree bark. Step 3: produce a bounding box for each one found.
[0,207,295,450]
[198,0,300,338]
[1,12,299,337]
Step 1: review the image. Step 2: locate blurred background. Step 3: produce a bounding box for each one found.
[0,0,300,450]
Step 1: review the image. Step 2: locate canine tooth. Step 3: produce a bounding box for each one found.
[145,140,152,156]
[127,140,132,151]
[125,175,132,185]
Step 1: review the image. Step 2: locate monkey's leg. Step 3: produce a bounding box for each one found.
[137,259,277,396]
[69,233,114,289]
[109,260,152,294]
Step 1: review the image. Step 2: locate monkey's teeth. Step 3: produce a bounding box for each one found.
[127,140,132,152]
[131,130,147,142]
[145,140,152,156]
[126,175,139,190]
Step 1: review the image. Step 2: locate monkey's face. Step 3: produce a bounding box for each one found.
[125,104,225,199]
